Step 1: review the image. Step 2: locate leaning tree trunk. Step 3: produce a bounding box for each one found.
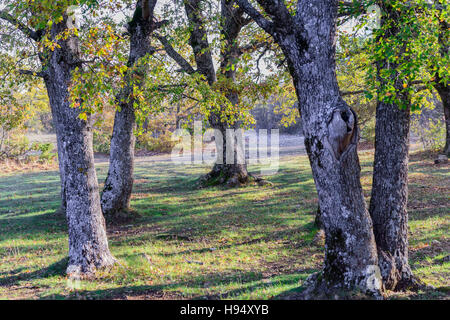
[42,21,115,277]
[434,82,450,157]
[283,1,381,298]
[101,3,155,220]
[101,91,136,220]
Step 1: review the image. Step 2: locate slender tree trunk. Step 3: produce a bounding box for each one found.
[101,1,156,220]
[434,82,450,157]
[435,17,450,157]
[369,3,421,291]
[284,2,381,298]
[42,21,115,277]
[101,98,136,219]
[369,98,418,291]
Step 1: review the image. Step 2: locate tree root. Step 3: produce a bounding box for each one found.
[197,169,272,188]
[378,249,425,292]
[299,272,385,300]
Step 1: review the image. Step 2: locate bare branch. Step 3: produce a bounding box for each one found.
[340,89,366,97]
[154,34,196,74]
[238,40,270,55]
[234,0,275,36]
[18,69,44,77]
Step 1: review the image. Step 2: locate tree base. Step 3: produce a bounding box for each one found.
[66,254,117,280]
[378,250,425,292]
[299,272,384,300]
[197,166,272,188]
[394,275,426,292]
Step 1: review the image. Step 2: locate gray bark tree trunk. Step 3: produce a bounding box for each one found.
[434,18,450,157]
[435,83,450,157]
[202,112,250,187]
[42,20,115,276]
[369,3,421,291]
[101,0,158,220]
[369,99,415,291]
[237,0,382,298]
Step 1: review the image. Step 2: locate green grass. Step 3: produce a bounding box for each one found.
[0,151,448,300]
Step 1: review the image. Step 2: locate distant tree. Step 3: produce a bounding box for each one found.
[154,0,283,187]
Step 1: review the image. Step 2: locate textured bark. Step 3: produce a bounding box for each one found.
[437,85,450,157]
[200,113,250,187]
[41,20,115,276]
[434,18,450,157]
[101,0,157,220]
[369,3,421,291]
[369,100,415,291]
[237,0,382,298]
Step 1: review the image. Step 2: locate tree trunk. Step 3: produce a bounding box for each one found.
[434,82,450,157]
[368,3,421,292]
[200,112,250,187]
[185,0,253,187]
[283,1,381,298]
[368,100,417,291]
[435,17,449,157]
[42,22,115,277]
[101,2,155,220]
[101,99,136,220]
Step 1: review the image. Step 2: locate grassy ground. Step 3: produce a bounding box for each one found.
[0,151,448,300]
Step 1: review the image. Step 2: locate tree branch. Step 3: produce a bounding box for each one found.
[238,40,271,55]
[18,69,44,77]
[0,10,42,41]
[234,0,275,36]
[255,0,292,26]
[340,89,366,97]
[154,34,196,74]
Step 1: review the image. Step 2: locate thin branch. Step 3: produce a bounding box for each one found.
[340,89,366,96]
[238,40,270,55]
[18,69,44,77]
[234,0,275,36]
[154,34,196,74]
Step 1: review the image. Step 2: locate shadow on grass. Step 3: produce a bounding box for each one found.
[0,257,67,287]
[38,269,313,300]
